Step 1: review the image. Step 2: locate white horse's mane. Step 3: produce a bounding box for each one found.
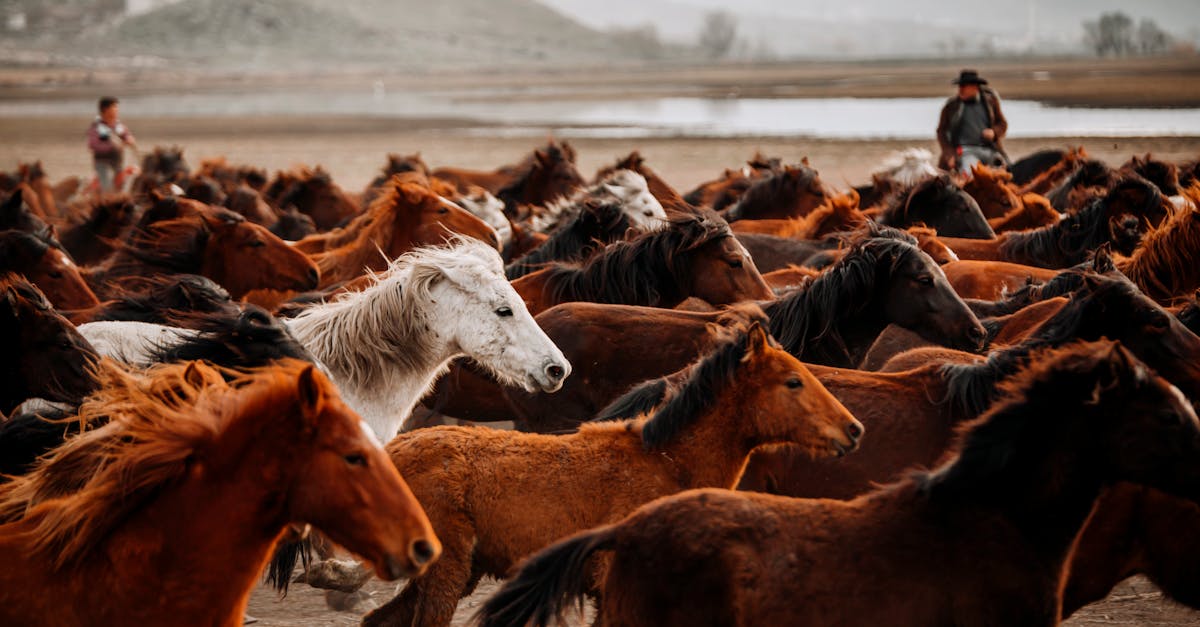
[532,169,661,232]
[286,237,500,389]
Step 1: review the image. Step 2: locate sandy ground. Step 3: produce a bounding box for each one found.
[2,114,1199,196]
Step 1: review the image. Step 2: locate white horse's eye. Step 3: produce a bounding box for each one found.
[495,306,513,317]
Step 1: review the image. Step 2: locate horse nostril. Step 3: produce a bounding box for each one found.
[307,267,320,285]
[546,364,565,381]
[846,422,863,441]
[410,539,437,566]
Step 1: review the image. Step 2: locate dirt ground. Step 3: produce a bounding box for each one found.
[2,114,1199,196]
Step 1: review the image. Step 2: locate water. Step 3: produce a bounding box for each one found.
[4,90,1199,139]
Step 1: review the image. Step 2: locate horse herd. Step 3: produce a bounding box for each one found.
[1,139,1199,626]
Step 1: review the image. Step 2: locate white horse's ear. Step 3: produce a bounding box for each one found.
[602,182,624,197]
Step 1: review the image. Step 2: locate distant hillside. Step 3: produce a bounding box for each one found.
[2,0,657,70]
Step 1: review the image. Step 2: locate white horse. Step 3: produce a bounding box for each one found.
[78,238,571,441]
[532,169,666,233]
[453,189,512,250]
[872,148,940,187]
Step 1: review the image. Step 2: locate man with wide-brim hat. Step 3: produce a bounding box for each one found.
[937,69,1008,175]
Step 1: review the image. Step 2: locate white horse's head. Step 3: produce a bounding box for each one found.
[598,169,667,231]
[407,238,571,393]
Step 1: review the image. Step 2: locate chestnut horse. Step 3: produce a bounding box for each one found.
[511,212,772,315]
[58,195,140,265]
[0,359,439,627]
[303,178,498,286]
[876,174,995,239]
[0,230,99,309]
[478,342,1200,627]
[0,274,98,414]
[988,193,1060,233]
[86,211,320,300]
[1119,193,1200,304]
[963,163,1022,220]
[362,323,862,627]
[729,191,865,239]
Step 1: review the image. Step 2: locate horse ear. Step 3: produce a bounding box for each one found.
[1,188,23,215]
[1091,244,1116,273]
[744,322,771,360]
[297,364,325,420]
[3,288,17,319]
[181,362,208,388]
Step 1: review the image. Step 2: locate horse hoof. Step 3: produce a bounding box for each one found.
[293,559,372,592]
[324,589,376,613]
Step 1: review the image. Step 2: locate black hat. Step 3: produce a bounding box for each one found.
[952,69,988,86]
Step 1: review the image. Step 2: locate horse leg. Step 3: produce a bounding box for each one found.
[363,519,477,627]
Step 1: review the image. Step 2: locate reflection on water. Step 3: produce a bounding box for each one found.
[4,90,1199,139]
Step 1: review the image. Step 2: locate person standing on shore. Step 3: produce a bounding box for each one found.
[87,96,137,193]
[936,69,1008,175]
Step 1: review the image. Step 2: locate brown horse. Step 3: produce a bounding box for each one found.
[510,212,771,315]
[0,230,99,309]
[58,195,140,265]
[683,153,780,210]
[719,163,828,222]
[595,151,698,218]
[303,178,498,285]
[196,156,269,194]
[433,141,584,213]
[87,211,319,300]
[477,341,1200,627]
[988,193,1060,233]
[364,323,862,627]
[1122,153,1181,196]
[363,152,433,206]
[15,161,60,220]
[1019,146,1088,196]
[0,359,439,627]
[964,163,1022,220]
[0,274,98,414]
[1119,188,1200,303]
[729,191,865,238]
[264,166,360,231]
[942,259,1059,300]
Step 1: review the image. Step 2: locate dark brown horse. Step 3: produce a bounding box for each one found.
[719,164,827,222]
[58,195,140,265]
[876,174,995,239]
[264,166,360,231]
[505,199,635,280]
[0,274,98,415]
[477,341,1200,627]
[433,141,584,214]
[511,211,771,315]
[62,274,239,327]
[1122,153,1181,196]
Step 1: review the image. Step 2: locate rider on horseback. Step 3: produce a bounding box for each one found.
[87,96,137,193]
[937,69,1008,176]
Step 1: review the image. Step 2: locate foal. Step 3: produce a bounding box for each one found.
[363,323,862,627]
[0,359,439,627]
[480,342,1200,627]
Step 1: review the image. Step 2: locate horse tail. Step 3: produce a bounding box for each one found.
[264,534,313,595]
[476,525,616,627]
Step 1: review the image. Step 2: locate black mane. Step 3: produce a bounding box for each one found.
[506,200,632,280]
[723,164,820,222]
[150,305,313,370]
[877,174,957,227]
[538,212,730,307]
[91,274,238,325]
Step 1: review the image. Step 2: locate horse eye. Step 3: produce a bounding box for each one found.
[438,207,449,215]
[916,275,934,286]
[49,271,63,279]
[344,453,367,467]
[249,240,266,248]
[727,259,743,269]
[1147,311,1171,329]
[786,377,803,389]
[495,306,513,317]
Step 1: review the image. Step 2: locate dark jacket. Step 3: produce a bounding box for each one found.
[936,87,1008,169]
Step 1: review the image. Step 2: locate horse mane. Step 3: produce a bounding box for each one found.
[90,274,236,324]
[724,165,821,221]
[0,358,323,569]
[1045,159,1114,210]
[762,238,918,361]
[916,340,1127,498]
[288,237,501,388]
[537,212,730,307]
[0,272,53,312]
[150,305,314,368]
[108,215,213,276]
[1119,188,1200,302]
[979,250,1115,318]
[940,272,1132,415]
[998,178,1162,265]
[877,174,956,226]
[0,229,50,269]
[506,200,631,279]
[309,177,423,278]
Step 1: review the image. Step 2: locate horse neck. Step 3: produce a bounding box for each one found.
[284,280,452,440]
[763,260,884,366]
[100,415,299,622]
[652,391,765,490]
[548,246,683,308]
